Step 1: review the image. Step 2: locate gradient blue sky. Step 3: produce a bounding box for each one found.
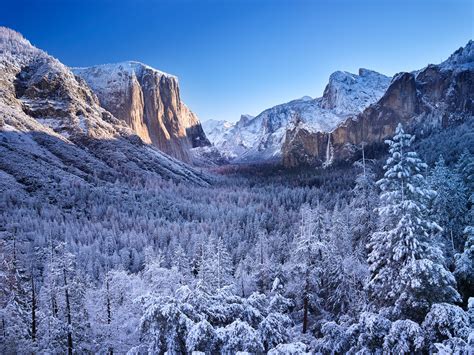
[2,0,472,122]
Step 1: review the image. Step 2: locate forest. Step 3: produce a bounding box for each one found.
[1,124,473,354]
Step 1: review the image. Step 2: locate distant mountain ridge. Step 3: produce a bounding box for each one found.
[283,40,474,167]
[206,42,473,167]
[207,68,391,162]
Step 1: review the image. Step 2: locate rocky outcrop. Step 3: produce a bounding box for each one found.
[282,41,474,167]
[73,62,209,162]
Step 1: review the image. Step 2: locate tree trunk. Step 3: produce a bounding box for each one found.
[63,269,73,355]
[302,294,308,334]
[31,277,36,342]
[106,275,113,355]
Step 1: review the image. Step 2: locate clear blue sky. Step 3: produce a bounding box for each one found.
[2,0,472,122]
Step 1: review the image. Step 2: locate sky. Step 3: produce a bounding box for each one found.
[2,0,472,122]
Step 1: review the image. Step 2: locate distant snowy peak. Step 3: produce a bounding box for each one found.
[202,119,234,132]
[321,68,391,114]
[438,40,474,70]
[212,68,391,162]
[202,119,235,145]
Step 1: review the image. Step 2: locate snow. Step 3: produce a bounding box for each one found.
[210,68,391,162]
[201,119,235,147]
[73,60,177,82]
[72,61,177,116]
[438,40,474,71]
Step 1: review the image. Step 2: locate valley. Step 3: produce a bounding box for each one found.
[0,25,473,354]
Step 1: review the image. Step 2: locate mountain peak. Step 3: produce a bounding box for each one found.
[321,68,391,113]
[73,61,177,81]
[0,26,29,44]
[440,40,474,70]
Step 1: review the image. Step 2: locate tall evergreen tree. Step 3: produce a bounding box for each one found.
[288,204,325,333]
[367,124,460,321]
[454,226,474,304]
[429,156,468,255]
[350,164,379,256]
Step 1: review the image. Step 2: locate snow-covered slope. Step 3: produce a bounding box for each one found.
[211,69,391,162]
[201,119,235,146]
[0,27,210,187]
[438,40,474,71]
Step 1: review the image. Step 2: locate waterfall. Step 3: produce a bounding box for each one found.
[323,133,334,168]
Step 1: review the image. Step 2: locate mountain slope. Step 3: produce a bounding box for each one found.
[73,61,210,162]
[0,27,210,191]
[210,69,391,162]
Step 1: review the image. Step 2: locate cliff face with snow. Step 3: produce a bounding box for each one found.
[0,27,210,187]
[208,69,391,162]
[282,41,474,167]
[73,62,209,162]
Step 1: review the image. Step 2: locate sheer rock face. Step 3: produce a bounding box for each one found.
[282,41,474,167]
[73,62,210,162]
[0,27,210,186]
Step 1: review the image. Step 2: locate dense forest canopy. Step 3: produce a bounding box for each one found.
[1,124,473,353]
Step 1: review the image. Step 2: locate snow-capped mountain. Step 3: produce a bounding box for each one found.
[201,119,235,146]
[283,40,474,167]
[0,27,210,188]
[73,61,209,162]
[210,69,391,162]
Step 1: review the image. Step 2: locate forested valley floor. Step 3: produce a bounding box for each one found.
[1,125,473,354]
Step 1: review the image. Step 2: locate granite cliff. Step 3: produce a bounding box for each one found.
[73,62,209,162]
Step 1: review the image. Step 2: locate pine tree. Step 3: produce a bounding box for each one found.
[253,230,271,294]
[288,204,325,333]
[367,124,460,321]
[172,244,191,283]
[456,148,474,191]
[326,205,368,316]
[454,226,474,304]
[429,156,468,255]
[197,235,232,291]
[350,164,379,256]
[0,235,32,353]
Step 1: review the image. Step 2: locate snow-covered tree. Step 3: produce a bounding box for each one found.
[268,341,311,354]
[315,321,352,353]
[214,236,233,290]
[0,236,33,353]
[218,319,264,353]
[186,319,218,353]
[367,124,460,321]
[422,303,471,352]
[138,295,194,353]
[326,205,368,316]
[288,204,325,333]
[172,244,191,283]
[429,156,468,254]
[456,148,474,191]
[258,312,292,351]
[350,163,379,255]
[353,311,391,352]
[454,226,474,304]
[383,319,425,353]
